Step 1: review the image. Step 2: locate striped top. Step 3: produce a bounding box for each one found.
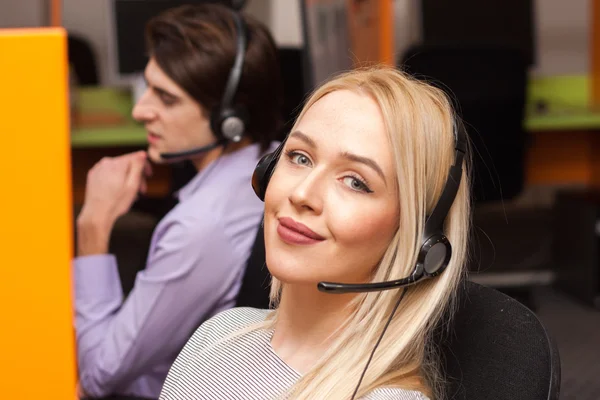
[159,307,429,400]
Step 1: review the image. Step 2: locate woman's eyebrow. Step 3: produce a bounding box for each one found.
[340,151,386,182]
[289,130,317,149]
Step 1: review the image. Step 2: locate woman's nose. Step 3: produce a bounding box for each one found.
[289,169,325,214]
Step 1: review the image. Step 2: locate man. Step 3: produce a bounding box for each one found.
[74,4,283,398]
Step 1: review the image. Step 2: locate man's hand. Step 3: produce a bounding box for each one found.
[76,151,151,256]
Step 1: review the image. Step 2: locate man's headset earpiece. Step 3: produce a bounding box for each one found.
[160,10,248,161]
[209,11,248,143]
[251,122,467,293]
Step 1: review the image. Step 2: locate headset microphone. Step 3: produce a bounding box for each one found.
[159,140,227,161]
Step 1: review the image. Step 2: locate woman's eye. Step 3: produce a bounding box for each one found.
[290,152,312,167]
[342,176,372,193]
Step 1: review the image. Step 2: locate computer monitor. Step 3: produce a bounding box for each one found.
[420,0,536,66]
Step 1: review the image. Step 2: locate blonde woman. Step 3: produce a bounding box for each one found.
[159,66,471,400]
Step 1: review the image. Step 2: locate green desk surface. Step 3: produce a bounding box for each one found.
[525,109,600,132]
[71,87,147,148]
[71,125,147,148]
[525,75,600,131]
[72,76,600,148]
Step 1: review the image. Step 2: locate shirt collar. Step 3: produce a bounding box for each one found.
[175,157,220,203]
[175,143,263,202]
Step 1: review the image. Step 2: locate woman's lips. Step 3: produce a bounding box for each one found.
[277,217,325,245]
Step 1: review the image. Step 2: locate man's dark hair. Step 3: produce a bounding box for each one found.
[146,4,284,151]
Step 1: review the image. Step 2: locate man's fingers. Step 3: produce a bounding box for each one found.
[125,155,147,191]
[116,150,146,162]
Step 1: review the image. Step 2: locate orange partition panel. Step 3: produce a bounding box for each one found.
[347,0,394,67]
[0,28,76,399]
[51,0,63,26]
[377,0,394,65]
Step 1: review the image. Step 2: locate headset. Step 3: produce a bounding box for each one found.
[252,123,467,291]
[160,10,249,161]
[251,122,467,399]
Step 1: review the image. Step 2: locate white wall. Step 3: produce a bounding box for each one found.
[246,0,303,47]
[0,0,45,28]
[532,0,589,76]
[393,0,420,63]
[62,0,112,83]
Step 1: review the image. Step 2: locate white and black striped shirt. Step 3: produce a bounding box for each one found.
[159,307,429,400]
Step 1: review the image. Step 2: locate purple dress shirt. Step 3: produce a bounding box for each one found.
[73,143,275,398]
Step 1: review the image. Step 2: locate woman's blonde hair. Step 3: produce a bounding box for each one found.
[258,66,471,399]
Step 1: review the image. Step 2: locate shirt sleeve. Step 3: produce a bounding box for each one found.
[73,215,242,398]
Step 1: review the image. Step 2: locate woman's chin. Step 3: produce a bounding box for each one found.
[266,261,336,290]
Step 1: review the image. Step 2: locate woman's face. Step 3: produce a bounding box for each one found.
[264,89,400,287]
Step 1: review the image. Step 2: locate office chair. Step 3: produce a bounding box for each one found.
[235,219,272,309]
[68,34,100,86]
[436,280,561,400]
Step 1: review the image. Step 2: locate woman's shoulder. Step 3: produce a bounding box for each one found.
[186,307,271,350]
[203,307,271,334]
[365,387,430,400]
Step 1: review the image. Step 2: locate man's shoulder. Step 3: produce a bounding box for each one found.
[153,204,225,246]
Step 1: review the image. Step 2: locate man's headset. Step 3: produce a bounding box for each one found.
[251,123,467,293]
[160,11,249,161]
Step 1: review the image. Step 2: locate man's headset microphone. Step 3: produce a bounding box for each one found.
[251,121,467,399]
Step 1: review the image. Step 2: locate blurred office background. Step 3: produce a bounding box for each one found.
[1,1,599,399]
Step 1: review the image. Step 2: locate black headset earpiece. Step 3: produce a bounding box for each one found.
[251,139,285,201]
[415,119,468,279]
[210,10,248,143]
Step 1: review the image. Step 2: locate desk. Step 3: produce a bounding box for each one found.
[71,87,146,148]
[525,75,600,187]
[70,88,171,205]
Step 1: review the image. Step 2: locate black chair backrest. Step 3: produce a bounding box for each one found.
[235,220,272,309]
[68,34,100,86]
[400,44,528,203]
[436,281,561,400]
